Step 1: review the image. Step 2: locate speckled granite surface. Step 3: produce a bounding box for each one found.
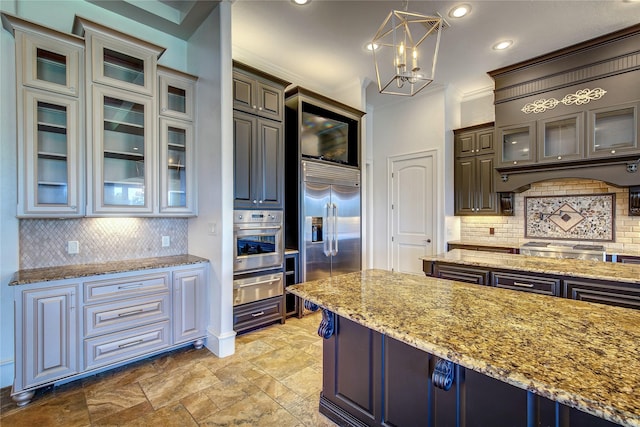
[288,269,640,427]
[9,255,209,286]
[425,249,640,284]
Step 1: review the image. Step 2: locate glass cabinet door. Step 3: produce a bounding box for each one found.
[159,118,195,215]
[158,68,196,121]
[538,113,583,163]
[498,123,536,167]
[91,85,154,214]
[588,103,639,158]
[21,89,81,216]
[88,35,161,97]
[20,30,82,97]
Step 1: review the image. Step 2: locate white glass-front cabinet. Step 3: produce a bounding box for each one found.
[21,89,82,216]
[2,14,85,217]
[77,17,165,216]
[158,66,197,215]
[89,85,155,214]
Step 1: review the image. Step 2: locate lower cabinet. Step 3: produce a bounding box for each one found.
[12,262,208,406]
[17,285,79,402]
[233,295,285,334]
[492,270,562,296]
[321,315,617,427]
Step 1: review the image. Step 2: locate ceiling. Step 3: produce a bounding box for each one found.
[94,0,640,108]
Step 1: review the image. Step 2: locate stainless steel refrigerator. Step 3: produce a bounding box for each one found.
[300,160,361,282]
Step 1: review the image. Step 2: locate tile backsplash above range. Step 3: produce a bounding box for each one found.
[20,218,187,269]
[460,178,640,254]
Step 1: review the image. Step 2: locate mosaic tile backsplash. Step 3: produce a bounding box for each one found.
[20,218,188,269]
[460,179,640,254]
[524,193,615,241]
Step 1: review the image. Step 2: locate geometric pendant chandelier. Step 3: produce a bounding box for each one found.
[371,7,445,96]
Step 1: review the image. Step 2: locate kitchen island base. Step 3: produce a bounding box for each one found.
[319,313,618,427]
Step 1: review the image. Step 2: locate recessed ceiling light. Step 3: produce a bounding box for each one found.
[448,4,471,18]
[493,40,513,51]
[291,0,310,5]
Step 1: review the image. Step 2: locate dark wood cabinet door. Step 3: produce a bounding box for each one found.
[233,112,255,208]
[257,118,283,209]
[476,155,498,214]
[455,157,476,214]
[322,315,382,425]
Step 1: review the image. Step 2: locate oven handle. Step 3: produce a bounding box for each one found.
[234,277,281,289]
[234,225,282,232]
[324,202,332,257]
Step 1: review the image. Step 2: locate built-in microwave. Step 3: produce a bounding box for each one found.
[300,102,359,167]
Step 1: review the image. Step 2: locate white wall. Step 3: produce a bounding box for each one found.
[187,2,235,357]
[369,87,448,269]
[0,0,192,388]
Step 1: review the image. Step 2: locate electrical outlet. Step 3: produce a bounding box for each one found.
[162,235,170,247]
[208,222,217,235]
[489,228,495,235]
[67,241,79,254]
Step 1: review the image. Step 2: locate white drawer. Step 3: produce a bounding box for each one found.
[84,293,170,338]
[84,321,170,370]
[84,272,170,303]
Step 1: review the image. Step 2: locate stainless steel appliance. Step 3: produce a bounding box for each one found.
[233,272,283,306]
[519,242,606,261]
[233,210,284,274]
[301,160,361,281]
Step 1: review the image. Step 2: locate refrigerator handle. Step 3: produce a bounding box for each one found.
[323,202,332,257]
[332,203,338,256]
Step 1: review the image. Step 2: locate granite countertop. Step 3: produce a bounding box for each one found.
[10,254,209,286]
[288,269,640,426]
[424,249,640,284]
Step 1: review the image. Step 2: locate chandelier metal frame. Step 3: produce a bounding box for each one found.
[371,9,445,96]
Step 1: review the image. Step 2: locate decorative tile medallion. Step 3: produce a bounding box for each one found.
[524,193,615,241]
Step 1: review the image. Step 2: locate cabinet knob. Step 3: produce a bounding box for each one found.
[258,200,263,204]
[513,161,518,165]
[252,200,257,204]
[611,149,616,154]
[258,107,263,111]
[252,105,257,109]
[557,156,562,160]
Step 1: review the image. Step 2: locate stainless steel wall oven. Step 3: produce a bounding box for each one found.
[233,210,284,274]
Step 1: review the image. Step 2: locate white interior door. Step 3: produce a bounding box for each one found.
[390,152,437,274]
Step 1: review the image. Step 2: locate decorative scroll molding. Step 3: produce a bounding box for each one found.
[318,309,335,339]
[521,88,607,114]
[432,359,455,391]
[303,300,335,339]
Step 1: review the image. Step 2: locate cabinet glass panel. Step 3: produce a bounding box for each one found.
[102,96,146,206]
[502,127,533,164]
[592,107,636,153]
[37,101,68,204]
[542,116,580,160]
[167,85,187,114]
[166,126,186,207]
[36,48,67,86]
[103,48,144,87]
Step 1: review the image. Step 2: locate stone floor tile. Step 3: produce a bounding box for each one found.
[85,381,148,421]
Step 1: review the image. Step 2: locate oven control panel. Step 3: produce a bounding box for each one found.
[234,210,282,224]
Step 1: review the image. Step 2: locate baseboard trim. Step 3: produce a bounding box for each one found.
[319,394,370,427]
[205,327,236,357]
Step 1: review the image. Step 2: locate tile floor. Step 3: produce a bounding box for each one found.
[0,312,338,426]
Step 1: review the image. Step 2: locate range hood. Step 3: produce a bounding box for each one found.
[495,158,640,193]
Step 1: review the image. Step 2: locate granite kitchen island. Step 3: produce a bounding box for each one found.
[288,269,640,427]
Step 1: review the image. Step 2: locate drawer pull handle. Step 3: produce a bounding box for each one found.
[118,283,145,290]
[118,339,144,349]
[512,282,535,288]
[251,311,265,317]
[118,309,144,317]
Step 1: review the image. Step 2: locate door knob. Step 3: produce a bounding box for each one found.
[424,239,431,244]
